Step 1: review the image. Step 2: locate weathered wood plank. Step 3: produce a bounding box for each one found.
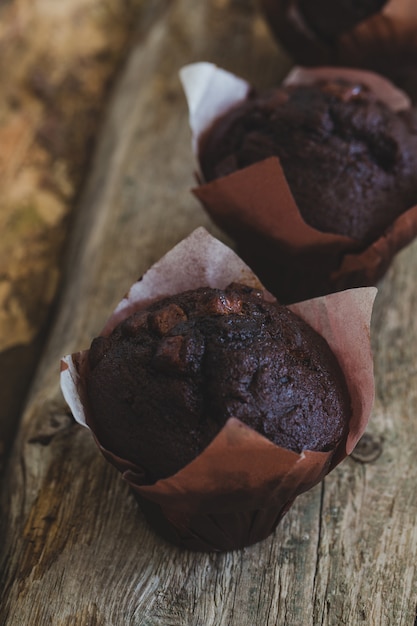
[0,0,170,472]
[1,1,417,624]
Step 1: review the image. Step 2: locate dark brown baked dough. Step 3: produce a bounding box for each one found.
[86,284,350,480]
[199,79,417,245]
[298,0,388,39]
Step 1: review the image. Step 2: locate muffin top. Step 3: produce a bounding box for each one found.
[298,0,388,39]
[199,79,417,245]
[86,283,350,480]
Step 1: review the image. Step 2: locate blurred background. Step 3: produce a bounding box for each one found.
[0,0,171,473]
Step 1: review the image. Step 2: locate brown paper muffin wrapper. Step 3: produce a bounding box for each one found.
[180,63,417,303]
[61,228,376,552]
[260,0,417,100]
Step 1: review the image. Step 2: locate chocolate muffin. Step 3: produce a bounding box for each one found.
[199,78,417,246]
[86,283,350,481]
[297,0,388,39]
[261,0,417,102]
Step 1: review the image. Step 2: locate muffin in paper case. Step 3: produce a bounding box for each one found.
[180,62,417,304]
[60,228,376,552]
[260,0,417,101]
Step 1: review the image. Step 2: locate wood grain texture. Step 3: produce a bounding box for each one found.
[0,0,170,472]
[1,1,417,624]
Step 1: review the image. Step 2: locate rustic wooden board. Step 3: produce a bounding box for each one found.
[0,0,169,472]
[1,1,417,624]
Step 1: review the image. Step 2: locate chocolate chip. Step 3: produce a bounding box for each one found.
[200,293,243,316]
[152,332,205,374]
[150,304,187,336]
[120,312,149,336]
[153,336,185,372]
[321,80,365,102]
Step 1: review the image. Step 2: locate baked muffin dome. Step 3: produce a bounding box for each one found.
[297,0,388,38]
[86,283,350,481]
[199,79,417,245]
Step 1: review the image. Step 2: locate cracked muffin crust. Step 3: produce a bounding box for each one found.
[86,283,351,480]
[199,79,417,245]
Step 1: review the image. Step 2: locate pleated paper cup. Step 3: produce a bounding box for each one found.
[180,62,417,303]
[61,228,375,552]
[261,0,417,100]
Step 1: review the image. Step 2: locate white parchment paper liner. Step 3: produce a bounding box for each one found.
[61,228,376,551]
[180,63,417,304]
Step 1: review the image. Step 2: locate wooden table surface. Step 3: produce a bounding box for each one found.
[1,1,417,624]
